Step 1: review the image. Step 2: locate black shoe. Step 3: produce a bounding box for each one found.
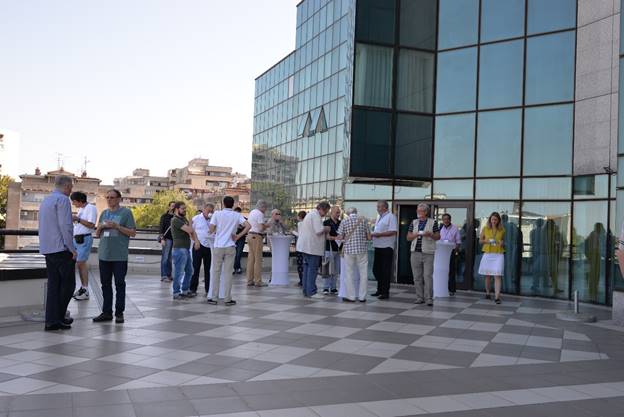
[378,294,389,300]
[371,292,380,297]
[495,298,501,305]
[449,292,456,296]
[115,313,124,323]
[187,292,198,298]
[427,301,434,307]
[358,299,367,303]
[206,299,218,305]
[322,289,330,295]
[414,300,425,305]
[63,317,74,325]
[331,289,338,294]
[485,294,492,300]
[342,298,355,303]
[93,313,113,322]
[45,323,71,331]
[225,300,237,306]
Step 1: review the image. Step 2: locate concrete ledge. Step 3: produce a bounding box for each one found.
[613,290,624,326]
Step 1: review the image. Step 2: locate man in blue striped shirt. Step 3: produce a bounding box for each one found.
[38,175,77,331]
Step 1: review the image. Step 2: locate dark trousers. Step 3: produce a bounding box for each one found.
[191,244,211,294]
[234,237,245,271]
[373,248,394,296]
[448,251,458,293]
[99,260,127,315]
[296,252,304,284]
[44,251,76,326]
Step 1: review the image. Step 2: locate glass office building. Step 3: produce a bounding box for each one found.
[253,0,623,306]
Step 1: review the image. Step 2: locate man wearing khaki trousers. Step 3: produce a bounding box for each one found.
[407,203,440,307]
[246,200,269,287]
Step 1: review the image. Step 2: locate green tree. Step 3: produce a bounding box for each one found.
[0,176,11,248]
[131,190,197,229]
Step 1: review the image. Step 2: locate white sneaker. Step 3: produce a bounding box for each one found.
[74,288,89,300]
[309,293,324,300]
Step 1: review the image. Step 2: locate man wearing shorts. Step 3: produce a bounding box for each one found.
[71,192,97,300]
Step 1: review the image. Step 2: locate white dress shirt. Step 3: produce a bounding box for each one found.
[248,209,266,234]
[74,204,97,236]
[296,209,325,256]
[192,213,214,248]
[210,209,246,248]
[373,211,398,249]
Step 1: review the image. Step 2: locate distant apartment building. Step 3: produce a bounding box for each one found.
[113,168,169,207]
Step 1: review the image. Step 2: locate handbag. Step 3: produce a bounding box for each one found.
[320,245,335,276]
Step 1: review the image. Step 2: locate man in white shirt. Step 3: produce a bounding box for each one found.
[207,196,251,306]
[70,192,97,301]
[190,203,215,296]
[371,200,398,300]
[296,201,331,299]
[246,200,269,287]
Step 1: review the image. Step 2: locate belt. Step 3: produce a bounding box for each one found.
[74,234,92,238]
[249,232,265,236]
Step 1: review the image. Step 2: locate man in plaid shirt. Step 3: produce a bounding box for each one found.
[337,208,371,302]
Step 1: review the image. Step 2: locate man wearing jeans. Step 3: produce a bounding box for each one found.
[337,208,370,302]
[296,201,331,299]
[207,196,250,306]
[170,202,200,300]
[159,202,175,282]
[39,175,77,331]
[190,203,214,295]
[371,200,398,300]
[93,189,136,324]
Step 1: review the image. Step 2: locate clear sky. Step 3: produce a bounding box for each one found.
[0,0,299,183]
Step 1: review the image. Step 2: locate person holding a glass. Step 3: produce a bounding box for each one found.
[478,212,505,304]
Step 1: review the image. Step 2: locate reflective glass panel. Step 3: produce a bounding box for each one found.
[394,182,432,200]
[526,31,575,105]
[395,114,433,178]
[572,201,608,304]
[478,40,524,109]
[355,0,396,43]
[574,175,609,199]
[476,179,520,199]
[619,58,624,153]
[520,202,571,299]
[345,183,393,200]
[397,49,435,113]
[438,0,479,50]
[433,179,474,199]
[481,0,525,43]
[436,47,477,113]
[523,178,572,200]
[474,202,520,293]
[400,0,437,50]
[476,110,522,177]
[354,43,394,108]
[524,104,573,175]
[527,0,576,35]
[434,113,475,178]
[350,109,392,177]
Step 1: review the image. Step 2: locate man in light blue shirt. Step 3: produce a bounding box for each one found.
[38,175,77,331]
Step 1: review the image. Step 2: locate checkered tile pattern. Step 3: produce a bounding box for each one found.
[0,274,611,396]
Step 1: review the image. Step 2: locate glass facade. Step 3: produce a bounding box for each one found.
[252,0,620,305]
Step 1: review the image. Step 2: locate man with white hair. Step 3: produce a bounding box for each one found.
[371,200,398,300]
[297,201,331,298]
[246,200,269,287]
[337,207,370,302]
[407,203,440,306]
[38,175,77,331]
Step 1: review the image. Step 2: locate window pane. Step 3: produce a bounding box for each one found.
[574,175,609,199]
[394,182,432,200]
[354,44,393,108]
[436,47,477,113]
[478,40,524,109]
[520,202,571,299]
[395,114,433,178]
[433,179,474,199]
[355,0,396,43]
[438,0,478,50]
[397,49,435,113]
[523,178,571,199]
[350,109,392,177]
[526,31,575,105]
[524,104,573,175]
[476,179,520,199]
[476,109,522,176]
[527,0,576,35]
[434,113,475,178]
[481,0,525,43]
[572,201,607,304]
[474,202,520,293]
[345,183,393,200]
[619,58,624,153]
[400,0,437,50]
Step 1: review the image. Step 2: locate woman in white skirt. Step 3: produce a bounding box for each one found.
[478,212,505,304]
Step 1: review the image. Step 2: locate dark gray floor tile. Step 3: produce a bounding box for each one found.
[70,374,132,390]
[180,384,239,400]
[385,315,447,326]
[28,368,93,384]
[530,327,564,338]
[151,335,214,350]
[72,390,132,407]
[73,403,137,417]
[279,335,340,349]
[234,319,301,331]
[103,365,160,379]
[241,393,305,410]
[393,346,443,362]
[64,360,121,373]
[0,374,17,384]
[520,345,562,362]
[0,347,22,357]
[482,342,524,357]
[206,367,267,381]
[499,325,533,335]
[290,350,348,368]
[348,329,420,345]
[137,321,218,334]
[191,396,251,415]
[168,361,223,376]
[562,339,600,352]
[325,354,385,373]
[313,317,378,328]
[128,387,186,404]
[196,355,245,367]
[453,313,508,324]
[8,408,73,417]
[9,394,71,411]
[230,359,283,373]
[133,400,196,417]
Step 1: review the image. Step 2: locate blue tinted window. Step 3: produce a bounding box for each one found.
[528,0,576,35]
[476,109,522,177]
[434,114,475,178]
[350,109,392,177]
[436,47,477,113]
[479,40,524,109]
[397,49,435,113]
[395,114,433,178]
[438,0,478,50]
[481,0,525,42]
[400,0,437,50]
[526,31,575,105]
[524,104,573,175]
[476,179,520,199]
[355,0,396,43]
[523,178,572,199]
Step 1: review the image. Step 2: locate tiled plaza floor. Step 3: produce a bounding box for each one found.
[0,272,623,416]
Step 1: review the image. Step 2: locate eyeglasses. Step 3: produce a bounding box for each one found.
[275,213,281,216]
[106,196,119,200]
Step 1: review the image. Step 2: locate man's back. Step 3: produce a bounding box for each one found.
[39,191,74,255]
[211,209,244,248]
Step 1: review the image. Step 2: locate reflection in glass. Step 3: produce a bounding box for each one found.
[400,0,436,50]
[394,182,432,200]
[355,0,396,43]
[433,180,474,199]
[526,31,575,105]
[434,114,475,178]
[395,114,433,178]
[521,202,570,299]
[480,0,525,43]
[354,43,393,108]
[523,178,571,200]
[397,50,435,113]
[527,0,576,35]
[619,58,624,153]
[436,47,477,113]
[350,109,392,177]
[476,179,520,200]
[476,110,521,177]
[572,201,607,303]
[344,183,393,200]
[574,175,609,200]
[438,0,478,50]
[479,40,524,109]
[524,104,573,175]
